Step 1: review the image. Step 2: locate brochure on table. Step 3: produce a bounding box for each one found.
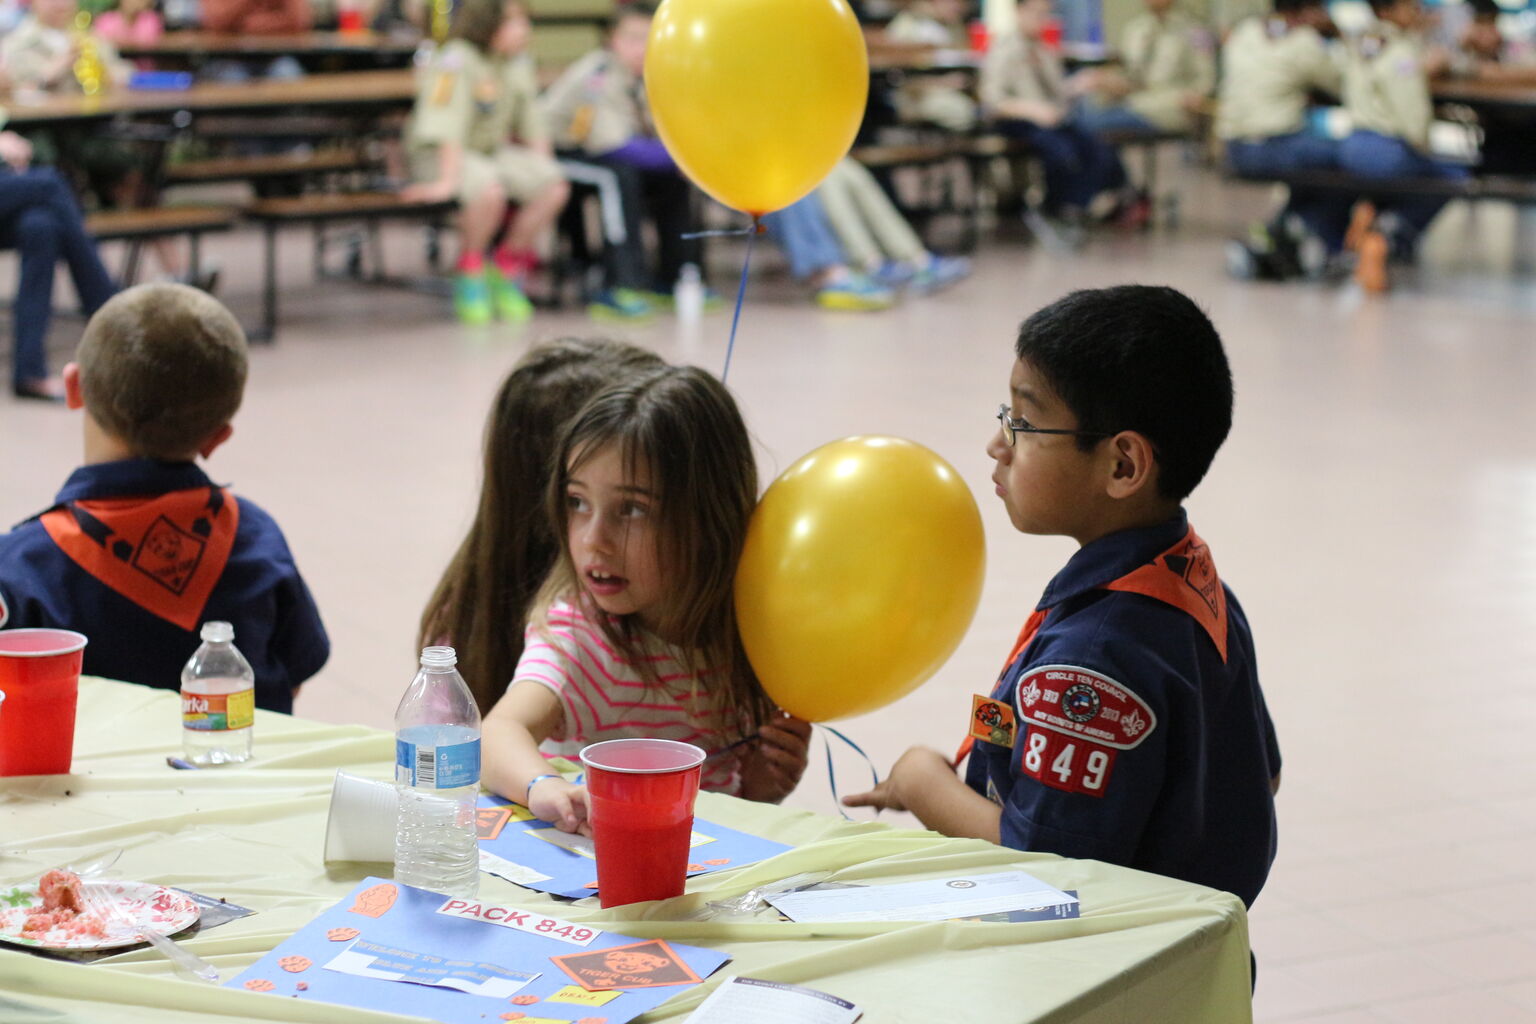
[683,976,863,1024]
[227,878,730,1024]
[766,870,1079,924]
[475,795,792,899]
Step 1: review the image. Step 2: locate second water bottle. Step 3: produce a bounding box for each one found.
[394,645,481,897]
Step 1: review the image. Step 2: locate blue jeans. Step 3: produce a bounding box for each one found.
[0,167,116,389]
[995,118,1127,213]
[1338,130,1470,243]
[761,192,847,280]
[1074,102,1157,137]
[1227,132,1352,253]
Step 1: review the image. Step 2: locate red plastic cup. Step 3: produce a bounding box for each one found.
[0,629,88,776]
[338,7,365,31]
[580,738,705,908]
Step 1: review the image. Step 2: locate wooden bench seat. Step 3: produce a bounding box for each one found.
[85,204,239,285]
[243,191,458,342]
[165,148,371,185]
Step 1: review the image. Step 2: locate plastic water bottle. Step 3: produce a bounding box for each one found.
[180,621,255,765]
[394,646,481,897]
[674,262,705,326]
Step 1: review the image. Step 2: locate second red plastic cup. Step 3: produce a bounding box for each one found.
[0,629,88,777]
[580,738,705,908]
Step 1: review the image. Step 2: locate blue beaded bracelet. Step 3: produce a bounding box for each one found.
[525,773,563,799]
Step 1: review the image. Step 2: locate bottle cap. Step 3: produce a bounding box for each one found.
[200,621,234,643]
[420,645,458,667]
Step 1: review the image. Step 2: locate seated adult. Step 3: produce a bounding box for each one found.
[0,131,117,400]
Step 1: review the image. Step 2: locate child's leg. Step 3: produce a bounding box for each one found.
[2,203,64,392]
[760,193,849,280]
[838,159,927,267]
[1063,123,1127,206]
[495,148,570,256]
[816,161,886,270]
[590,155,650,293]
[997,120,1081,214]
[641,167,700,293]
[1339,131,1467,244]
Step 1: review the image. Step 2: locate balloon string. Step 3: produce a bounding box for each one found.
[719,218,758,384]
[818,724,880,821]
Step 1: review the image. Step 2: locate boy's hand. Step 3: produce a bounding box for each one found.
[842,746,953,813]
[739,712,812,803]
[528,778,592,836]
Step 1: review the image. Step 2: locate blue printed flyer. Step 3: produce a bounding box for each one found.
[227,878,730,1024]
[475,795,791,900]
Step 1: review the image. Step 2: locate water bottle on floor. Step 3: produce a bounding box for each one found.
[181,621,255,766]
[394,645,481,897]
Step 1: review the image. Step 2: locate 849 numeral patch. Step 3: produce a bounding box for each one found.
[1012,664,1157,798]
[1018,728,1115,796]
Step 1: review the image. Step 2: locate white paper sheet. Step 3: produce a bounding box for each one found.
[683,976,862,1024]
[766,870,1077,924]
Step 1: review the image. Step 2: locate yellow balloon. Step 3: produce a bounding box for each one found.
[645,0,868,215]
[736,437,986,722]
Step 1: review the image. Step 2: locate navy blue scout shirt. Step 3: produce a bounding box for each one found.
[964,510,1280,907]
[0,459,329,713]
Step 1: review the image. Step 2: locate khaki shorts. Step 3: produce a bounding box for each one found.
[411,145,564,205]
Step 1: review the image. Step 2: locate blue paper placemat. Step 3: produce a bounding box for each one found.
[476,794,791,899]
[227,877,729,1024]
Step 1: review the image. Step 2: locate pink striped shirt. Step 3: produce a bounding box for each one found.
[516,601,743,794]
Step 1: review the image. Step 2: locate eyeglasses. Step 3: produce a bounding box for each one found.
[996,404,1113,447]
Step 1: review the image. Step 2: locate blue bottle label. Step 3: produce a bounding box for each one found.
[395,737,480,789]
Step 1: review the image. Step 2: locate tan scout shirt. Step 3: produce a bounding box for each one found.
[980,30,1065,110]
[408,40,547,155]
[540,49,650,156]
[1,15,129,93]
[1344,21,1432,151]
[1216,16,1342,141]
[1118,11,1215,131]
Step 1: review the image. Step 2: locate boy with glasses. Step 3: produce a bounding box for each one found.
[846,286,1281,910]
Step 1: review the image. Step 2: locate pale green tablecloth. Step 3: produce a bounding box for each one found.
[0,679,1253,1023]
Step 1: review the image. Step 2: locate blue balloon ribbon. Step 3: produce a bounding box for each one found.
[817,723,881,821]
[681,218,760,383]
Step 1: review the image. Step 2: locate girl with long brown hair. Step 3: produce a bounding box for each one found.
[417,337,663,713]
[481,366,810,832]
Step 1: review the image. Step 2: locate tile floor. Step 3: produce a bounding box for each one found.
[2,166,1534,1021]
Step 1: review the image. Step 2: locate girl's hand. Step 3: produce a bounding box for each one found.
[739,712,812,803]
[528,778,591,836]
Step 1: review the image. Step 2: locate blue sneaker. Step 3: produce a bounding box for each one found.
[588,288,654,322]
[909,254,972,294]
[871,261,917,289]
[815,273,895,312]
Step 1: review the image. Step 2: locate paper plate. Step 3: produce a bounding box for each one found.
[0,879,201,951]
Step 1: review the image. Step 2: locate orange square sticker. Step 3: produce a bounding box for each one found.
[551,939,702,991]
[970,693,1016,748]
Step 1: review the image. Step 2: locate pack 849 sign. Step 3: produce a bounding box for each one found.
[1012,664,1157,797]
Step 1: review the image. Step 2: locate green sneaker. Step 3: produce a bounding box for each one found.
[587,288,654,322]
[487,265,532,322]
[454,271,493,326]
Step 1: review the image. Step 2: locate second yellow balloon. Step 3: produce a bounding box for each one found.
[645,0,868,215]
